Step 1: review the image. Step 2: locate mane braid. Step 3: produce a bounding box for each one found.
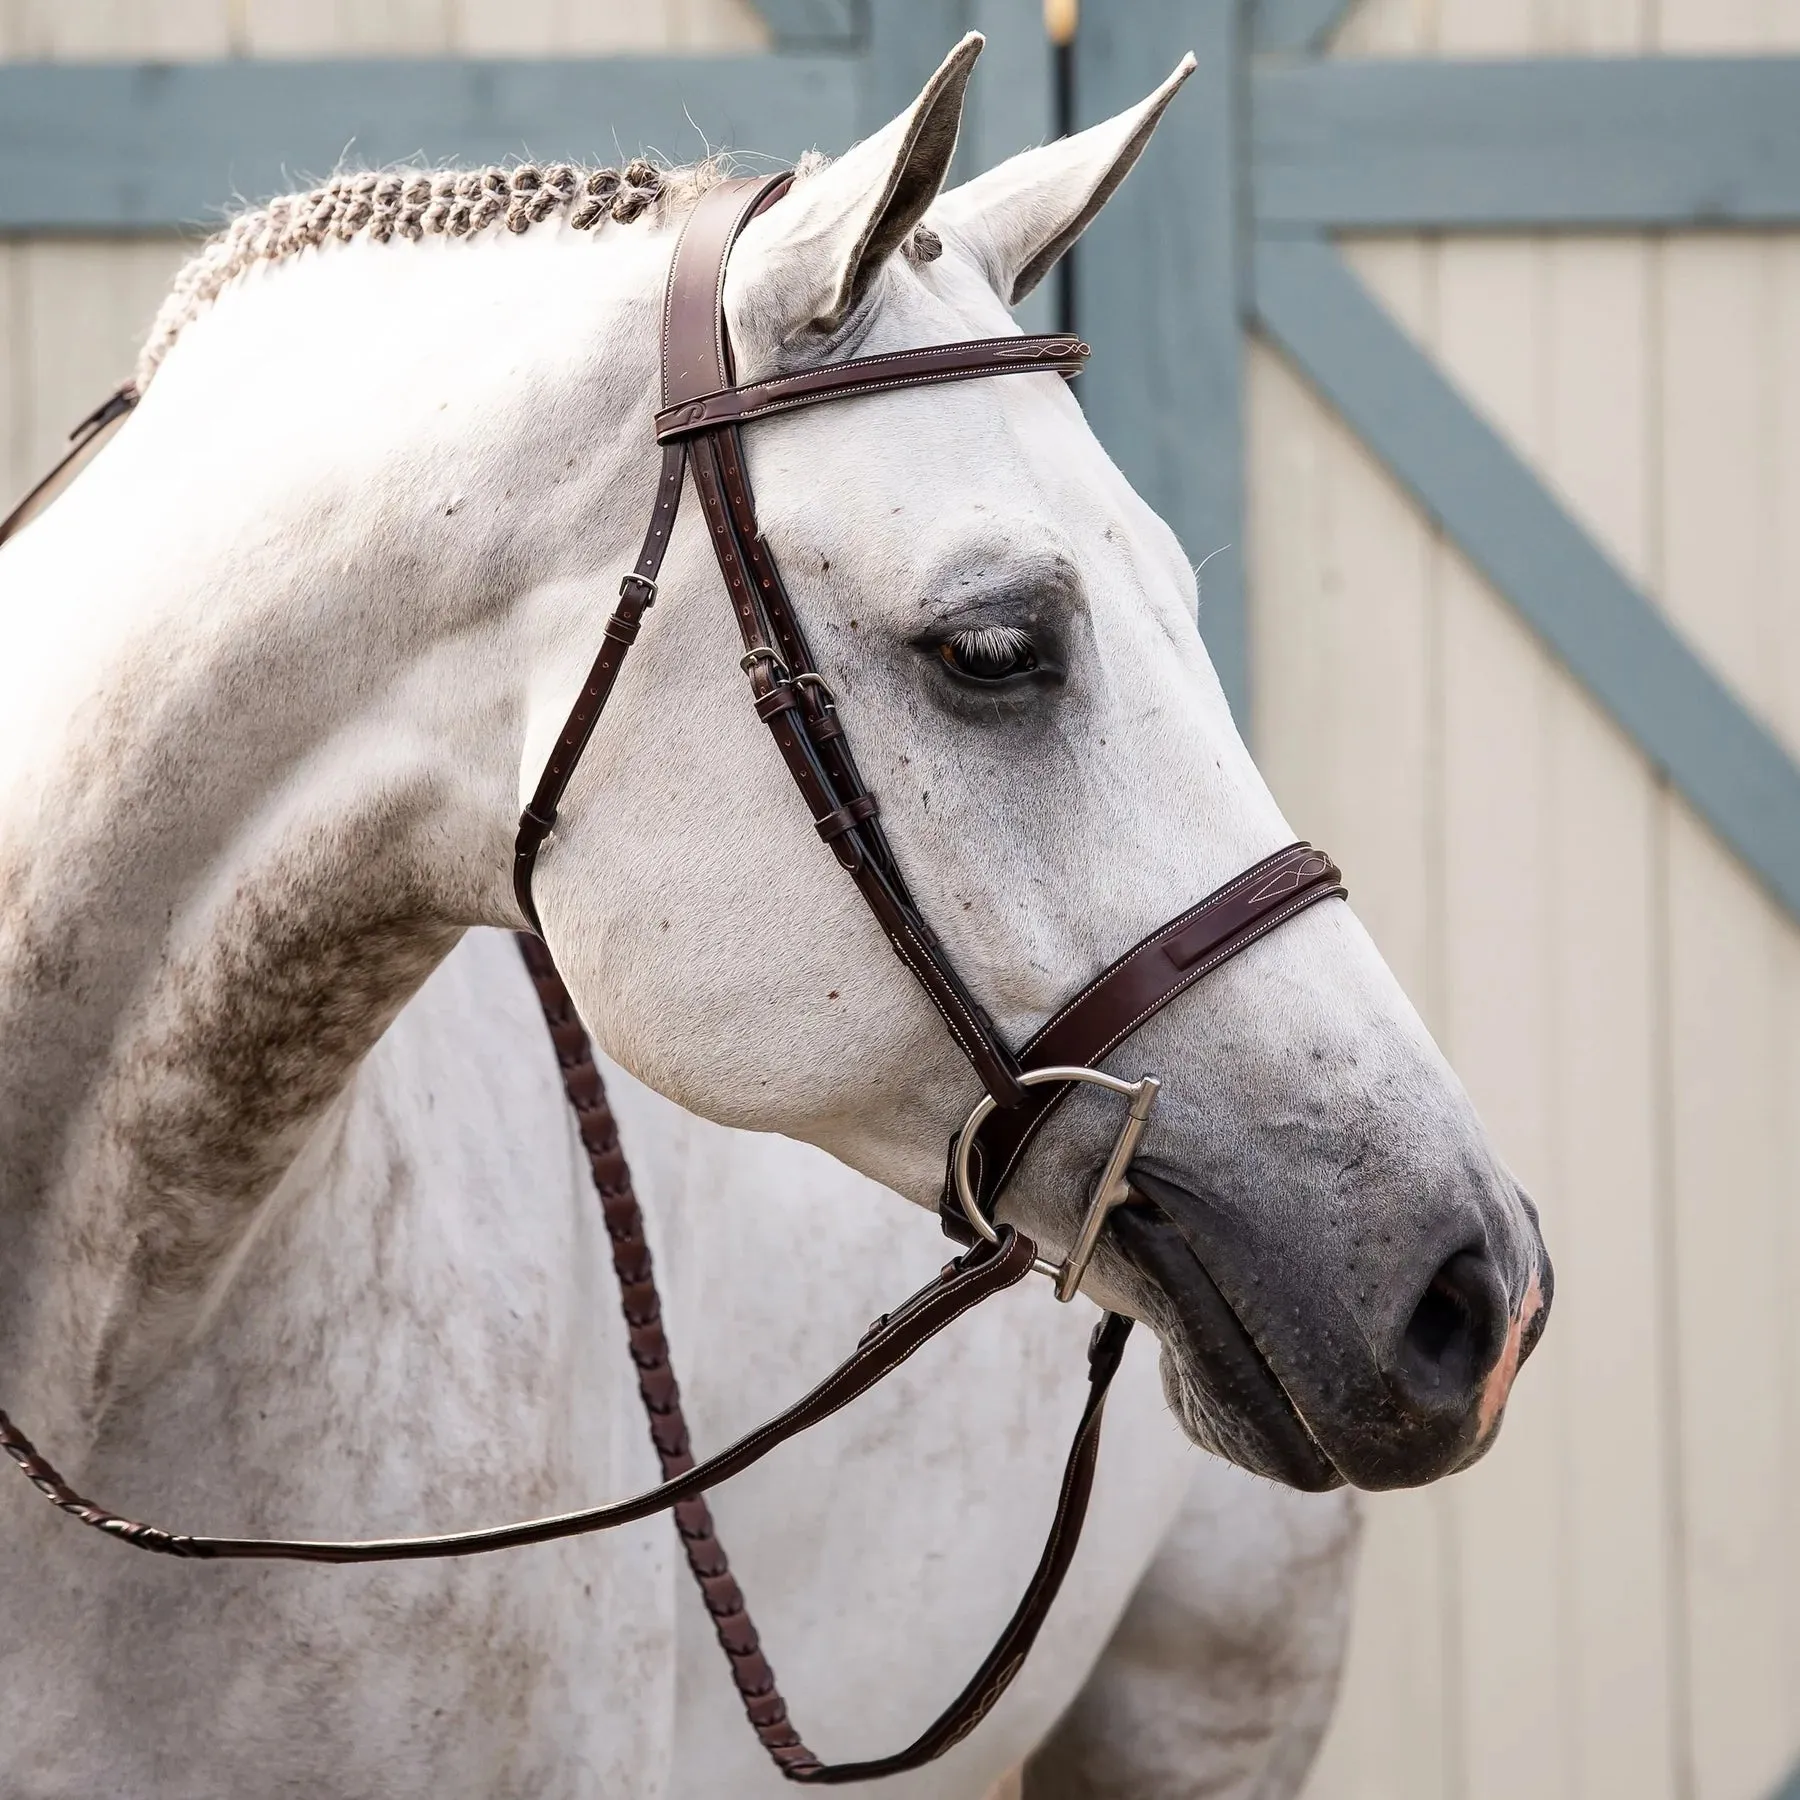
[136,156,706,392]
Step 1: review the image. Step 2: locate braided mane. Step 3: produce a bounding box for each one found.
[137,156,720,392]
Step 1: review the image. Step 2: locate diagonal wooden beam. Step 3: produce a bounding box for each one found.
[1255,56,1800,231]
[1252,231,1800,926]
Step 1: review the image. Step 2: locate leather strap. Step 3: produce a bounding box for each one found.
[512,440,686,933]
[663,178,1035,1107]
[943,843,1346,1241]
[654,333,1088,440]
[0,939,1129,1788]
[515,936,1132,1785]
[0,1194,1040,1564]
[0,384,137,547]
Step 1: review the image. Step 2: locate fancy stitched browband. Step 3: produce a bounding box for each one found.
[0,171,1345,1784]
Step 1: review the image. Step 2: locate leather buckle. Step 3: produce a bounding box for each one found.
[618,573,657,608]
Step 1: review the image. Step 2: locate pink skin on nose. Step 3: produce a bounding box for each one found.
[1476,1267,1545,1442]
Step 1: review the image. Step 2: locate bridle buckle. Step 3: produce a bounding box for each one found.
[952,1066,1162,1302]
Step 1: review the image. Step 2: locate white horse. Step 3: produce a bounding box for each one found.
[0,34,1545,1798]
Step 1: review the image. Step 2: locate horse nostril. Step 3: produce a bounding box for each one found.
[1394,1249,1507,1408]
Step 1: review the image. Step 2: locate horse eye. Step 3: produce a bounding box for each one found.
[938,624,1039,683]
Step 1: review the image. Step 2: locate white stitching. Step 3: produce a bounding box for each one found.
[984,884,1345,1196]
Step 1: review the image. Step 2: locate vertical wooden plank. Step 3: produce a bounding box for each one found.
[1652,0,1800,1773]
[1653,7,1800,1787]
[1431,228,1570,1800]
[1775,228,1800,1779]
[0,246,25,505]
[1269,15,1463,1799]
[1331,0,1436,58]
[453,1,735,58]
[1259,255,1458,1800]
[1256,241,1441,999]
[454,0,572,53]
[2,0,231,57]
[1272,14,1462,1794]
[1077,0,1247,717]
[667,0,766,51]
[240,0,453,55]
[1539,233,1682,1800]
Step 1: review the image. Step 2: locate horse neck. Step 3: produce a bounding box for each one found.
[0,228,657,1431]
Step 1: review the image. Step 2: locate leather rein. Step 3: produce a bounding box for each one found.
[0,173,1345,1784]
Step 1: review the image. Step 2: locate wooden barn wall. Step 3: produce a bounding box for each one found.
[1278,3,1800,1799]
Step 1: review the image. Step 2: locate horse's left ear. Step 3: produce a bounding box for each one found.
[729,34,981,341]
[929,54,1196,306]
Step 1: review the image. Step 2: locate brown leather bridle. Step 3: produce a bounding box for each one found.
[0,173,1344,1783]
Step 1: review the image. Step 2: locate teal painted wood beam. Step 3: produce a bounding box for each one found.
[1252,0,1358,56]
[1253,232,1800,925]
[1077,0,1250,724]
[0,56,857,232]
[1255,57,1800,230]
[756,0,863,47]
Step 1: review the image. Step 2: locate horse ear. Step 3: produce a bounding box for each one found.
[929,54,1196,306]
[731,34,982,338]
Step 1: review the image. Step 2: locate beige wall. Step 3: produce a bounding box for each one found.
[7,3,1800,1796]
[1280,4,1800,1799]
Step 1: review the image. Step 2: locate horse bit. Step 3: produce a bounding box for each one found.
[0,173,1344,1783]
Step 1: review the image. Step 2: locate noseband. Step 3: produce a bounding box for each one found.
[0,173,1344,1783]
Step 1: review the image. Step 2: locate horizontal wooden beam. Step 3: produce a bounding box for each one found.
[0,56,856,233]
[1254,57,1800,230]
[1253,232,1800,925]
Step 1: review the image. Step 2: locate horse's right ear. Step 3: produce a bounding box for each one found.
[929,55,1196,306]
[728,34,981,342]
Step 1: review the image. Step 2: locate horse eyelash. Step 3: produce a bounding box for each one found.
[944,624,1035,664]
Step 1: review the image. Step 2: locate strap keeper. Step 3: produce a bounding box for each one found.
[518,802,558,845]
[814,794,879,842]
[604,613,642,646]
[754,685,801,722]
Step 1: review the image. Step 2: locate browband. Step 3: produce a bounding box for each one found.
[653,333,1089,440]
